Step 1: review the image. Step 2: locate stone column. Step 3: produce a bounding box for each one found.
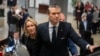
[95,0,100,7]
[25,0,36,19]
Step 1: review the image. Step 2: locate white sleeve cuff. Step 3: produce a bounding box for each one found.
[86,44,90,49]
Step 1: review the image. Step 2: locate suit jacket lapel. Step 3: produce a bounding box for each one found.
[57,22,64,38]
[87,22,89,29]
[45,22,51,43]
[82,22,85,30]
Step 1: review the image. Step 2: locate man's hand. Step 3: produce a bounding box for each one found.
[88,45,98,52]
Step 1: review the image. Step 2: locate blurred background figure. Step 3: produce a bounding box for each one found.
[8,31,21,47]
[0,47,3,56]
[60,13,79,56]
[5,31,20,56]
[92,6,99,34]
[99,8,100,33]
[0,0,3,5]
[59,13,66,22]
[84,1,92,13]
[5,31,29,56]
[74,0,84,29]
[7,6,19,39]
[87,8,93,23]
[79,13,93,56]
[7,0,17,8]
[20,7,29,28]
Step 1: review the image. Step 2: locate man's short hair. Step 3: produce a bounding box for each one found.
[13,31,19,35]
[22,7,28,12]
[47,5,61,14]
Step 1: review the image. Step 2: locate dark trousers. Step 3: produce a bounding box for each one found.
[80,31,94,56]
[80,49,91,56]
[75,13,81,29]
[0,0,3,5]
[0,9,4,17]
[7,0,17,7]
[92,22,98,34]
[80,38,94,56]
[98,20,100,33]
[76,20,81,29]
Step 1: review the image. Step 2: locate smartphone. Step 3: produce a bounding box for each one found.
[5,46,14,52]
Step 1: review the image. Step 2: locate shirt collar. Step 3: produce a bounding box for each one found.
[82,20,87,22]
[49,21,59,28]
[14,38,19,41]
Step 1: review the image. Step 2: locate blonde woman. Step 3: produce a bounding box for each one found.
[21,17,39,56]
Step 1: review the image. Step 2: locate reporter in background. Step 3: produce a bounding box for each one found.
[60,13,78,56]
[8,31,21,47]
[79,13,93,56]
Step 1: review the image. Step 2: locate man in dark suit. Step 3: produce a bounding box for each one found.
[8,31,20,47]
[79,13,94,56]
[60,13,78,56]
[79,13,92,38]
[20,8,29,28]
[4,31,20,56]
[37,5,97,56]
[87,10,93,23]
[7,6,19,38]
[7,7,13,27]
[6,31,30,56]
[7,0,17,7]
[0,0,3,5]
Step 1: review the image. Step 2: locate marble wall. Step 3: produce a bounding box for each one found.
[24,0,99,14]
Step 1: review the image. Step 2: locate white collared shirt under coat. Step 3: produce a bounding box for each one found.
[49,22,59,42]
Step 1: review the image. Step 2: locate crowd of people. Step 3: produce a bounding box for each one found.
[74,0,100,34]
[0,0,100,56]
[5,5,98,56]
[74,0,100,55]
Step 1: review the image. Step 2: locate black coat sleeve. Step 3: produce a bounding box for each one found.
[66,23,89,49]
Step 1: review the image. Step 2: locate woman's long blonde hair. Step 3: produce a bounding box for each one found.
[23,16,37,39]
